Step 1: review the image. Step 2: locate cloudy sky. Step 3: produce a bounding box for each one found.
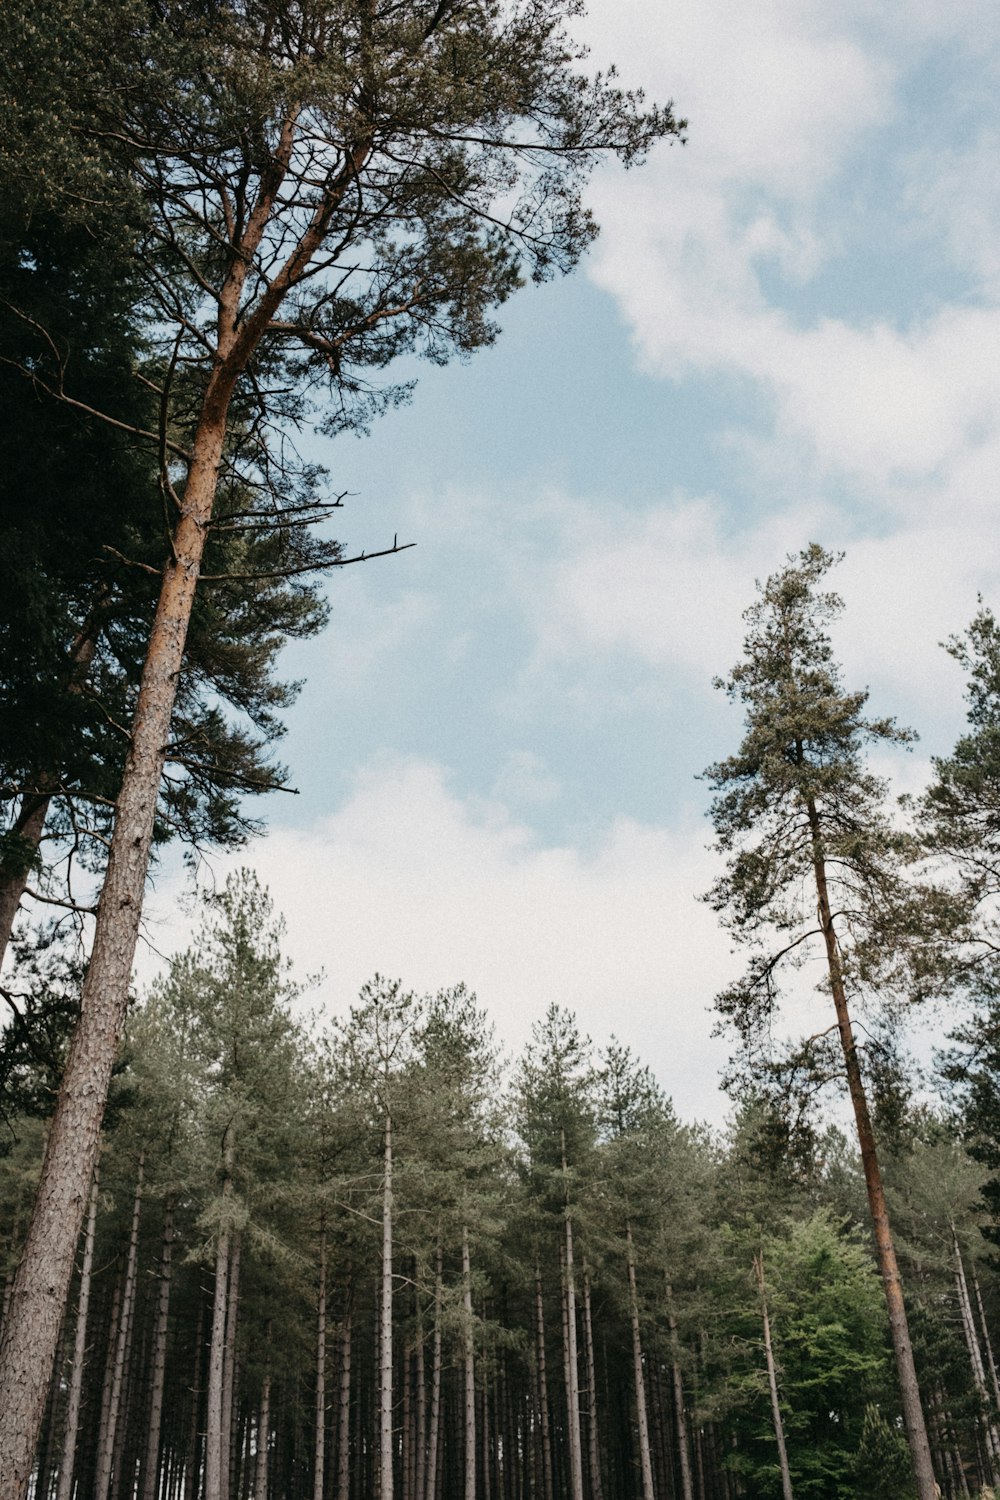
[145,0,1000,1122]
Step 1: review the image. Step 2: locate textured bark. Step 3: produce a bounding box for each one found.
[381,1114,394,1500]
[463,1226,476,1500]
[56,1166,100,1500]
[415,1293,426,1500]
[754,1254,793,1500]
[666,1280,694,1500]
[141,1201,175,1500]
[184,1301,206,1500]
[315,1229,328,1500]
[625,1226,655,1500]
[336,1290,353,1500]
[95,1155,144,1500]
[559,1139,584,1500]
[806,797,937,1500]
[972,1266,1000,1415]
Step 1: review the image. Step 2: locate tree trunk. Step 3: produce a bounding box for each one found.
[255,1363,271,1500]
[336,1290,353,1500]
[425,1248,442,1500]
[142,1200,175,1500]
[463,1226,476,1500]
[206,1137,235,1500]
[666,1279,694,1500]
[625,1226,655,1500]
[534,1266,554,1500]
[560,1136,584,1500]
[222,1234,242,1500]
[381,1113,394,1500]
[56,1166,99,1500]
[753,1254,793,1500]
[581,1266,603,1500]
[972,1265,1000,1415]
[95,1154,144,1500]
[953,1227,1000,1479]
[184,1299,207,1500]
[415,1291,426,1500]
[315,1228,328,1500]
[806,798,937,1500]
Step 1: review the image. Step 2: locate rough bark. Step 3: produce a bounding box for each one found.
[559,1136,584,1500]
[972,1266,1000,1416]
[953,1229,1000,1479]
[754,1253,793,1500]
[222,1233,242,1500]
[806,797,937,1500]
[55,1166,99,1500]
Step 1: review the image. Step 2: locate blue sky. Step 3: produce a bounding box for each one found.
[145,0,1000,1121]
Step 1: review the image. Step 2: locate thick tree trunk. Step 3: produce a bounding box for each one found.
[806,800,937,1500]
[315,1228,328,1500]
[463,1226,476,1500]
[381,1113,394,1500]
[142,1201,175,1500]
[95,1154,144,1500]
[625,1226,655,1500]
[0,391,232,1496]
[55,1167,99,1500]
[666,1280,694,1500]
[754,1254,793,1500]
[337,1290,353,1500]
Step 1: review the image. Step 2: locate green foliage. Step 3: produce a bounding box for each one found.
[855,1404,916,1499]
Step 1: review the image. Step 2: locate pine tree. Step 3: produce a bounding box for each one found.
[704,545,935,1497]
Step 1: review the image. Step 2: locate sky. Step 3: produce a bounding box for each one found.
[143,0,1000,1123]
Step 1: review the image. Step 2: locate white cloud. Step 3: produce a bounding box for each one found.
[141,758,736,1123]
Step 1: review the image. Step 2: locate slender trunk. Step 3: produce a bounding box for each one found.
[221,1234,241,1500]
[581,1266,603,1500]
[560,1135,584,1500]
[56,1167,99,1500]
[534,1267,554,1500]
[336,1289,353,1500]
[806,798,936,1499]
[415,1292,426,1500]
[666,1279,694,1500]
[972,1266,1000,1415]
[381,1112,394,1500]
[141,1200,175,1500]
[184,1299,206,1500]
[953,1227,1000,1478]
[425,1248,442,1500]
[625,1226,655,1500]
[255,1358,271,1500]
[315,1228,328,1500]
[753,1254,793,1500]
[94,1154,144,1500]
[462,1226,476,1500]
[206,1135,235,1500]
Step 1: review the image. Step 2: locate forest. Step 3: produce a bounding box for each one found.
[2,1,1000,1499]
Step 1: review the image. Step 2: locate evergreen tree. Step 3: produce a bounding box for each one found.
[704,544,935,1497]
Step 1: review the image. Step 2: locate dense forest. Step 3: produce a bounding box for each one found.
[4,864,1000,1500]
